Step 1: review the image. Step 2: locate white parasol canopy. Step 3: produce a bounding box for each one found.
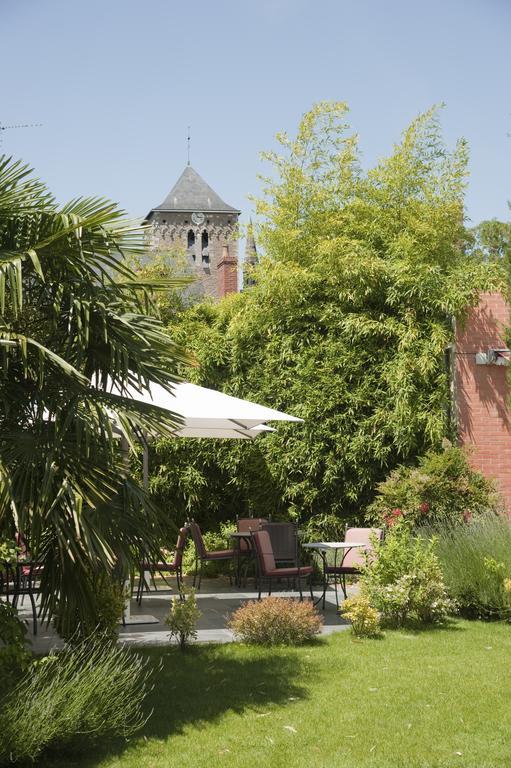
[102,379,303,487]
[107,380,303,439]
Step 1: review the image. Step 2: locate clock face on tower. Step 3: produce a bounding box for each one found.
[191,211,205,225]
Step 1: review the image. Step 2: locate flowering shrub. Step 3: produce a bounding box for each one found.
[228,597,323,646]
[360,523,453,626]
[340,595,381,638]
[165,590,201,650]
[367,444,501,529]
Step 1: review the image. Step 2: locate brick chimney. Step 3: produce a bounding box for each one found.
[217,245,238,298]
[454,292,511,509]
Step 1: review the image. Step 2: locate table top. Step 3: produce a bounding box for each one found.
[302,541,366,551]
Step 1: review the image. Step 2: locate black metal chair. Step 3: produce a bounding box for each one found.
[1,560,40,635]
[260,521,298,567]
[234,517,268,587]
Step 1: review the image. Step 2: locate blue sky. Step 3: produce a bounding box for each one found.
[1,0,510,231]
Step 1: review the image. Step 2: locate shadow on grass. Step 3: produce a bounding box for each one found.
[39,642,312,768]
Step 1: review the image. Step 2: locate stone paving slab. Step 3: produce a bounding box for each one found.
[13,578,352,655]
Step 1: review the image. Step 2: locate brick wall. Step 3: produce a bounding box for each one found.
[455,292,511,508]
[217,245,238,298]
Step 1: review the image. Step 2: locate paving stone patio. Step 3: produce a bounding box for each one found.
[16,576,352,655]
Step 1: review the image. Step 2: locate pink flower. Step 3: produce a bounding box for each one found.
[462,510,472,524]
[420,502,430,515]
[391,508,403,518]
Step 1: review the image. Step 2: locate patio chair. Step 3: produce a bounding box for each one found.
[324,527,383,605]
[260,521,298,567]
[2,561,40,635]
[236,517,268,548]
[4,533,43,635]
[252,529,313,601]
[136,526,188,604]
[189,521,236,590]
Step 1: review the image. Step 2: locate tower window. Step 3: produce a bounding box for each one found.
[201,230,209,263]
[187,229,196,261]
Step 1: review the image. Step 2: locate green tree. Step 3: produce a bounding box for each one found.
[468,219,511,266]
[0,156,190,634]
[151,104,503,529]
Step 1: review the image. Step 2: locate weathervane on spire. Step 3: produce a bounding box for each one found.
[187,126,191,166]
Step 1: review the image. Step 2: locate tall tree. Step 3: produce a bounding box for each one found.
[150,104,504,528]
[468,219,511,267]
[0,157,190,632]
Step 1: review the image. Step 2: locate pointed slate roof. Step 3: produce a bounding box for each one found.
[148,165,240,217]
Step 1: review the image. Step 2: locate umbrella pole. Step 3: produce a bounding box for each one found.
[123,430,158,626]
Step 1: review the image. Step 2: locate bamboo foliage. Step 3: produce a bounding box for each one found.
[0,156,192,631]
[150,105,506,527]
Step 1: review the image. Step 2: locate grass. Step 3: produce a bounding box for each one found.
[38,620,511,768]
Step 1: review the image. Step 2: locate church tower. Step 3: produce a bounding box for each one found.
[145,165,240,299]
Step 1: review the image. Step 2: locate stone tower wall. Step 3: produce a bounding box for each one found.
[148,211,238,299]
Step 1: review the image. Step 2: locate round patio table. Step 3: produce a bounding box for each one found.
[301,541,366,609]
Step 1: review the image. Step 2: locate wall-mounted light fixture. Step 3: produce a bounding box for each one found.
[475,348,510,366]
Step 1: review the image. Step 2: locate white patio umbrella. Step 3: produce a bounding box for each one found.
[103,378,303,484]
[114,380,301,432]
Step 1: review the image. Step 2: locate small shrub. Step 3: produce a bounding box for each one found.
[341,595,381,638]
[361,523,453,626]
[367,444,502,529]
[165,590,201,649]
[433,514,511,619]
[53,571,126,645]
[228,597,323,646]
[0,539,20,564]
[0,635,156,765]
[0,602,31,693]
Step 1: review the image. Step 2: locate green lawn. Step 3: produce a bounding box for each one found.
[40,620,511,768]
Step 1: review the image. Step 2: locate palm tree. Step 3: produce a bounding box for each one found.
[0,156,191,634]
